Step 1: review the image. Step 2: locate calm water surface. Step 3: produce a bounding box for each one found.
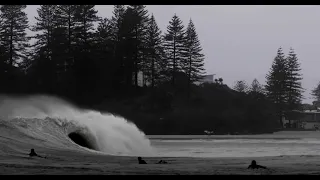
[148,131,320,157]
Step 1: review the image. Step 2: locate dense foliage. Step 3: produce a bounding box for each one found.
[0,5,306,134]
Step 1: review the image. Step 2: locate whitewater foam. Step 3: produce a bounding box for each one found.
[0,95,154,156]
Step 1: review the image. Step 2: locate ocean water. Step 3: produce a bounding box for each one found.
[149,132,320,158]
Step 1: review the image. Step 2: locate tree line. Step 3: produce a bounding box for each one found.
[0,5,308,134]
[0,5,205,104]
[233,47,304,128]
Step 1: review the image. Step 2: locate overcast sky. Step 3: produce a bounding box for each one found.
[25,5,320,103]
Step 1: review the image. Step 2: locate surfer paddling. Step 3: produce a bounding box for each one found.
[156,160,168,164]
[247,160,267,169]
[137,157,169,165]
[28,149,46,159]
[138,157,147,164]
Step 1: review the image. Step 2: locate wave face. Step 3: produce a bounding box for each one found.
[0,95,154,156]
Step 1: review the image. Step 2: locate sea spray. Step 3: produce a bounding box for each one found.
[0,95,155,156]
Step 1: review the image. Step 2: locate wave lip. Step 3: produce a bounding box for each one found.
[0,95,154,156]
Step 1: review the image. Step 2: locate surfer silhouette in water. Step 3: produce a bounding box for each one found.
[248,160,267,169]
[137,157,170,164]
[29,149,46,158]
[138,157,147,164]
[157,160,168,164]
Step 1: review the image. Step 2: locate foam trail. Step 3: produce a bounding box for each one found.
[0,95,155,156]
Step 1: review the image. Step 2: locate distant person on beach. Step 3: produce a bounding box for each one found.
[247,160,267,169]
[28,149,46,158]
[138,157,147,164]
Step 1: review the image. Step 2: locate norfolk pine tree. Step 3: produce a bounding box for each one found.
[109,5,127,87]
[145,14,165,88]
[183,19,205,98]
[32,5,57,60]
[73,5,100,53]
[285,48,303,112]
[73,5,100,98]
[233,80,249,93]
[312,82,320,102]
[0,5,29,67]
[265,47,288,127]
[250,79,264,94]
[31,5,58,91]
[128,5,149,87]
[249,78,266,101]
[53,5,78,70]
[164,14,187,86]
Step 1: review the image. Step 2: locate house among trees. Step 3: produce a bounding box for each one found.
[283,110,320,130]
[195,74,215,85]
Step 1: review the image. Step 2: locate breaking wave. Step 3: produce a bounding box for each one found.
[0,95,154,156]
